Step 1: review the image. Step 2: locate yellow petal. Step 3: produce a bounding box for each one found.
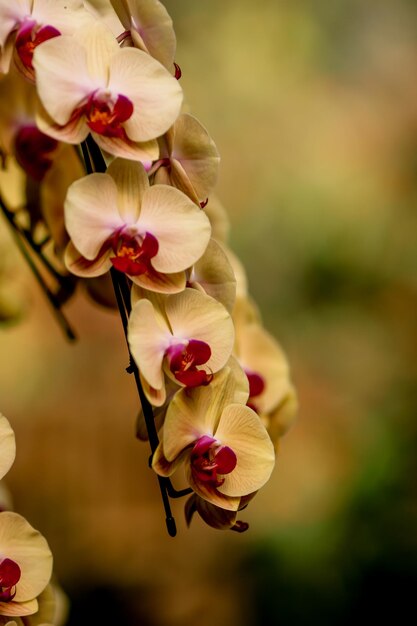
[0,598,38,617]
[0,512,52,603]
[189,238,236,314]
[107,158,149,223]
[215,404,275,497]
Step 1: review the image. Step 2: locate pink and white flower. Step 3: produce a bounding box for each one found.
[152,367,275,510]
[64,159,211,293]
[128,288,235,405]
[33,21,182,161]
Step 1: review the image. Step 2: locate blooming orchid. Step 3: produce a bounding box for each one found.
[152,367,275,510]
[128,288,235,405]
[64,158,211,292]
[33,21,182,160]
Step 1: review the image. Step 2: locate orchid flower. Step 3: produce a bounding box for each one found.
[152,114,220,205]
[0,0,89,79]
[0,512,53,617]
[33,21,182,161]
[127,288,235,405]
[152,367,275,510]
[64,159,211,292]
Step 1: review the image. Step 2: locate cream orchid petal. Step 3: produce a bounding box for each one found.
[152,440,185,477]
[114,0,176,70]
[214,404,275,497]
[238,323,291,414]
[172,114,220,200]
[166,289,234,374]
[31,0,91,34]
[139,372,166,407]
[0,598,38,617]
[127,298,171,392]
[93,133,158,162]
[190,238,236,313]
[265,384,298,443]
[64,240,112,278]
[161,386,214,462]
[0,3,22,49]
[35,100,89,145]
[130,268,186,294]
[64,173,123,260]
[84,0,123,36]
[0,512,53,603]
[186,465,240,512]
[154,159,199,205]
[108,47,182,142]
[138,185,211,273]
[78,20,119,83]
[32,36,93,125]
[0,415,16,481]
[106,158,149,223]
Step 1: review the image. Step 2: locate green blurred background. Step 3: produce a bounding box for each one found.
[1,0,417,624]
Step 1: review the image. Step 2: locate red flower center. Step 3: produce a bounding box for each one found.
[85,92,133,138]
[110,231,158,276]
[0,557,21,602]
[15,21,61,71]
[166,340,213,387]
[191,435,237,488]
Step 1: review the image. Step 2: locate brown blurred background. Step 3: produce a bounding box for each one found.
[1,1,417,624]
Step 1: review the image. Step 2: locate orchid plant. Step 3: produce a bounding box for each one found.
[0,0,297,541]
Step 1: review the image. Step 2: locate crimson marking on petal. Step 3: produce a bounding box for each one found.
[85,93,134,138]
[192,435,217,457]
[200,198,209,209]
[0,558,21,602]
[187,339,212,365]
[174,369,212,387]
[166,340,212,387]
[111,232,158,277]
[191,438,236,488]
[14,125,58,181]
[174,62,182,80]
[15,22,61,70]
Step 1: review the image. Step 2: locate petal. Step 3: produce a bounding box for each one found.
[130,267,186,294]
[108,47,182,142]
[139,372,166,407]
[120,0,176,69]
[189,238,236,314]
[64,240,112,278]
[0,512,53,603]
[151,440,184,477]
[127,298,171,391]
[64,173,123,259]
[32,36,93,125]
[166,289,234,374]
[265,384,298,443]
[185,464,240,512]
[154,158,199,204]
[0,415,16,481]
[214,404,275,497]
[171,114,220,200]
[0,598,38,617]
[203,195,230,244]
[106,158,149,223]
[35,100,89,145]
[77,20,119,83]
[93,133,158,162]
[139,185,211,273]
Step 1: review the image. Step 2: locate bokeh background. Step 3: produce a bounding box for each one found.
[1,0,417,624]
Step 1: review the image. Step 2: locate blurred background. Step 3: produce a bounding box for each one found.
[1,0,417,624]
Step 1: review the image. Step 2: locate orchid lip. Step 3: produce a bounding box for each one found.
[165,339,213,387]
[191,436,237,488]
[85,92,134,139]
[0,557,21,602]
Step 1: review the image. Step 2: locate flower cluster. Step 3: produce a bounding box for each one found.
[0,414,66,625]
[0,0,297,532]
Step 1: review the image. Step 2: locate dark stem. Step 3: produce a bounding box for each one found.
[82,135,183,535]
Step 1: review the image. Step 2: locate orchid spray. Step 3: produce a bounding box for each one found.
[0,0,296,536]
